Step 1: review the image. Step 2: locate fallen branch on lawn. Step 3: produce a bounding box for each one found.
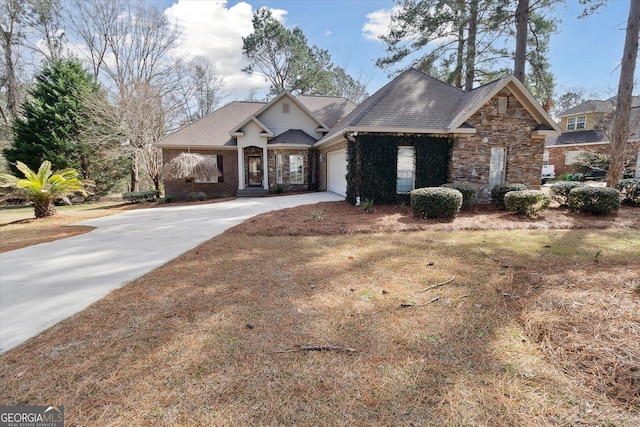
[400,296,441,307]
[275,345,356,353]
[419,276,455,292]
[479,248,500,263]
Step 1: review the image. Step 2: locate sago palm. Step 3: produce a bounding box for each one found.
[0,160,87,218]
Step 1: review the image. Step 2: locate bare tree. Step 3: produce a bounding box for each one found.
[0,0,27,125]
[67,0,182,191]
[23,0,65,61]
[607,0,640,187]
[172,56,225,124]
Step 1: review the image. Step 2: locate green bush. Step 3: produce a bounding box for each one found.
[616,178,640,204]
[187,191,207,201]
[490,184,527,210]
[122,190,159,203]
[504,190,551,217]
[549,181,586,206]
[441,182,477,210]
[568,186,621,215]
[411,187,463,218]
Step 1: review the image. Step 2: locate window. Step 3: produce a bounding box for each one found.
[567,115,586,131]
[543,150,550,166]
[282,103,290,114]
[498,96,508,114]
[396,146,415,193]
[489,147,506,188]
[289,154,304,184]
[194,155,222,183]
[276,154,283,184]
[565,150,584,166]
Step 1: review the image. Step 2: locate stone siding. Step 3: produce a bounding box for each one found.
[162,149,238,200]
[266,148,310,192]
[450,89,545,201]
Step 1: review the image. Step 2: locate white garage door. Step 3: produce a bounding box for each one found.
[328,149,347,197]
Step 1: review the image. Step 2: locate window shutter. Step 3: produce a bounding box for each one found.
[217,155,224,183]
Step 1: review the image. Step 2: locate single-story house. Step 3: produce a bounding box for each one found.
[157,68,561,203]
[545,96,640,178]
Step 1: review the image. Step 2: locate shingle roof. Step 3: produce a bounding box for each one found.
[296,95,357,128]
[545,129,609,146]
[268,129,317,145]
[321,69,466,140]
[158,101,264,147]
[558,95,640,117]
[157,94,355,148]
[320,68,556,144]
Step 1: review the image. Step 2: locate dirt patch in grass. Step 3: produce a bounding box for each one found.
[1,209,638,426]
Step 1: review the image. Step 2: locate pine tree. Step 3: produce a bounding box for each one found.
[5,58,98,176]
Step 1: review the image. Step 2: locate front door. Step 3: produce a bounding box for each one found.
[248,155,263,187]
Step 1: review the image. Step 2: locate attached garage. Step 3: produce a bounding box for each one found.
[327,149,347,197]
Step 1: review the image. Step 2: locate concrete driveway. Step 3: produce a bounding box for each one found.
[0,192,343,353]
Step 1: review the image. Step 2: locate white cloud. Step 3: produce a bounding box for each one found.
[324,29,332,37]
[362,7,398,42]
[164,0,279,100]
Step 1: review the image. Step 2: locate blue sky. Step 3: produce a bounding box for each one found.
[162,0,637,101]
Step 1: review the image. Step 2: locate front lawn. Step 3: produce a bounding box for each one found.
[1,225,638,426]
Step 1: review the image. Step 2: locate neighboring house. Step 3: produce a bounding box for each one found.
[545,96,640,178]
[157,68,560,203]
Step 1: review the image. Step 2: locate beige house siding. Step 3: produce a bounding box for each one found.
[450,89,544,201]
[258,96,324,140]
[559,111,600,132]
[162,148,238,200]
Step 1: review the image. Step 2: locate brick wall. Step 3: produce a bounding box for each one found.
[545,143,609,176]
[450,89,545,201]
[162,149,238,200]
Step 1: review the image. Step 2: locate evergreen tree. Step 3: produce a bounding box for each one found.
[242,8,368,102]
[377,0,558,106]
[5,58,98,175]
[4,57,129,195]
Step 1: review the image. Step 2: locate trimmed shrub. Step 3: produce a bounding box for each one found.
[616,178,640,204]
[549,181,586,206]
[411,187,463,218]
[504,190,551,217]
[187,191,207,201]
[568,186,621,215]
[441,182,477,210]
[490,184,527,210]
[122,190,159,203]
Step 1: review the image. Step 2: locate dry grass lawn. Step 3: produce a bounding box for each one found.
[0,199,639,426]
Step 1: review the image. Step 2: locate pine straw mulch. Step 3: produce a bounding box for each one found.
[0,200,638,425]
[226,201,640,236]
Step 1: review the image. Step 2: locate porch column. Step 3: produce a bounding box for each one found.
[262,145,269,190]
[237,147,244,190]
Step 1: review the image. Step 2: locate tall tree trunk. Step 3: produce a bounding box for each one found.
[464,0,479,91]
[454,0,465,89]
[607,0,640,187]
[514,0,529,82]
